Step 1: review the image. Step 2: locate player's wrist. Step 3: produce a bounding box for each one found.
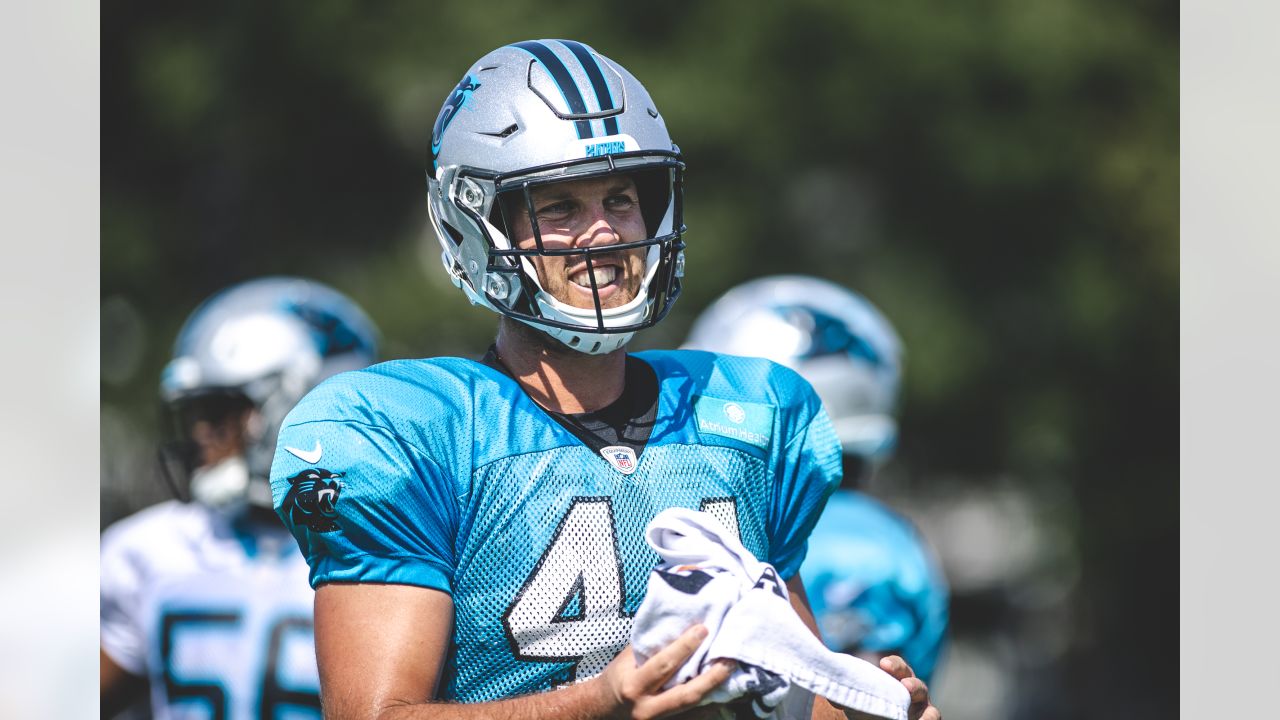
[527,674,625,720]
[581,670,627,719]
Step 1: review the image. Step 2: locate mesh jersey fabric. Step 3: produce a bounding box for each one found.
[100,500,321,719]
[271,349,842,703]
[799,490,950,684]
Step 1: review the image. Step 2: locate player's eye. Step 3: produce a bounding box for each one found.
[535,200,575,219]
[605,194,637,211]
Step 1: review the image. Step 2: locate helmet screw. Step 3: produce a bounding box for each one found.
[485,274,509,299]
[674,252,686,278]
[459,180,485,209]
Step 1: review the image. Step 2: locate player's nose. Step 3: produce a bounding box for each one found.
[574,202,622,249]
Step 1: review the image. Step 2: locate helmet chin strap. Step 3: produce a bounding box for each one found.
[518,316,635,355]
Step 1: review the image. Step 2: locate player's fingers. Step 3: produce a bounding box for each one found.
[904,677,931,706]
[638,624,709,687]
[879,655,916,680]
[899,676,937,720]
[688,658,734,691]
[650,659,734,715]
[911,704,941,720]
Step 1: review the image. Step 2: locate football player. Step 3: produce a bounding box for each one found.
[271,40,939,720]
[684,275,950,685]
[100,276,380,720]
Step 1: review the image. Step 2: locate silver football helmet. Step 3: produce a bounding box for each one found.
[158,276,379,514]
[684,275,903,467]
[426,39,685,354]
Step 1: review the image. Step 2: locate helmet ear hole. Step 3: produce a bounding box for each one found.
[441,220,465,247]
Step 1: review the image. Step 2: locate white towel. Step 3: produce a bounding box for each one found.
[631,507,911,720]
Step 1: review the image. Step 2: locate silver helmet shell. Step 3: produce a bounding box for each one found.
[159,276,379,511]
[684,275,903,464]
[427,39,686,354]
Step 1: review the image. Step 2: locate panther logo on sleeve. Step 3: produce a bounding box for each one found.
[283,468,344,532]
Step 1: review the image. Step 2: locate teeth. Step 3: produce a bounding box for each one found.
[571,266,617,288]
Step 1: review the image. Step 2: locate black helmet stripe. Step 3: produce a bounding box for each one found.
[557,39,621,137]
[510,41,593,140]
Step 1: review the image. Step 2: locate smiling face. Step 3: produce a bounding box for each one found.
[504,174,649,310]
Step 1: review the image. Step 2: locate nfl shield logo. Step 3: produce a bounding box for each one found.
[600,445,638,475]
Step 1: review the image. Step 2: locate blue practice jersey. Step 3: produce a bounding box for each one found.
[271,349,841,702]
[799,490,949,684]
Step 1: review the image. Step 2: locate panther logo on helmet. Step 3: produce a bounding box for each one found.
[431,75,482,168]
[283,468,344,532]
[775,306,884,367]
[286,301,371,357]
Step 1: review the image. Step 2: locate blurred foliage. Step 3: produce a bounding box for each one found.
[103,1,1176,717]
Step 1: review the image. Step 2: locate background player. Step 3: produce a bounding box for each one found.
[100,276,380,719]
[684,275,950,684]
[272,40,938,720]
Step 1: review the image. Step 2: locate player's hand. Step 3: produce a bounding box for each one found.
[594,624,734,720]
[878,655,940,720]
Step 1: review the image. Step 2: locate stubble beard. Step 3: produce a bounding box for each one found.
[536,248,646,311]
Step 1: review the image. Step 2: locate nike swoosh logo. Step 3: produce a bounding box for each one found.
[285,441,323,464]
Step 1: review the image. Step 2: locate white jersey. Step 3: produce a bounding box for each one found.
[101,500,320,720]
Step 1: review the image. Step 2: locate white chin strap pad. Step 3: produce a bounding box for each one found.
[190,455,250,513]
[520,316,636,355]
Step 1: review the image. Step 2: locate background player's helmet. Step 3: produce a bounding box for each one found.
[158,276,379,514]
[684,275,903,475]
[427,39,685,354]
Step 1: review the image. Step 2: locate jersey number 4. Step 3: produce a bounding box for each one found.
[500,496,740,682]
